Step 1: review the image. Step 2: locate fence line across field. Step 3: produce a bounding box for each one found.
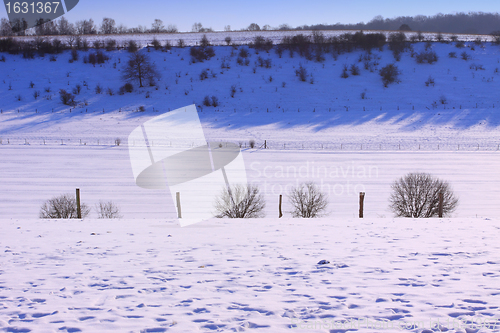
[1,100,499,115]
[0,137,499,151]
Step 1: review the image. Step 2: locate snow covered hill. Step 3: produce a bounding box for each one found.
[1,39,500,149]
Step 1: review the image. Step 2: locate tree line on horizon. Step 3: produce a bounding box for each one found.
[1,12,500,37]
[298,12,500,35]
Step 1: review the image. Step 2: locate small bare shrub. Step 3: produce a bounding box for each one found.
[295,64,308,81]
[95,84,102,94]
[425,76,435,86]
[379,64,401,87]
[214,184,266,218]
[95,200,122,219]
[249,139,256,148]
[39,193,90,219]
[59,89,76,105]
[350,64,360,75]
[288,182,328,218]
[389,172,458,218]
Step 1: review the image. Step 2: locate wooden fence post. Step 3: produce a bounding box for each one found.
[438,192,443,218]
[76,188,81,219]
[359,192,365,218]
[279,195,283,218]
[176,192,182,218]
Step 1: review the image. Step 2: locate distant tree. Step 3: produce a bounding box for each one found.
[491,31,500,44]
[192,22,203,32]
[399,24,412,31]
[127,40,139,52]
[262,24,271,30]
[122,52,161,87]
[151,19,165,33]
[58,17,75,35]
[0,18,12,36]
[100,17,116,34]
[379,64,401,87]
[117,24,128,34]
[190,35,215,62]
[389,172,458,218]
[225,36,232,45]
[278,23,292,30]
[166,24,178,33]
[75,19,96,34]
[59,89,76,105]
[224,25,231,31]
[247,23,261,31]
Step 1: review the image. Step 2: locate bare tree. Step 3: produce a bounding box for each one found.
[379,64,401,87]
[95,200,122,219]
[75,19,96,35]
[40,193,90,219]
[247,23,261,31]
[122,52,161,87]
[151,19,165,33]
[58,17,75,35]
[192,22,203,32]
[288,182,328,218]
[389,172,459,218]
[166,24,178,33]
[117,24,128,34]
[214,184,266,218]
[100,17,116,35]
[0,18,13,36]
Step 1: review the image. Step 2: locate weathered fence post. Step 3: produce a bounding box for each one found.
[176,192,182,218]
[359,192,365,218]
[76,188,81,219]
[438,192,443,218]
[279,195,283,218]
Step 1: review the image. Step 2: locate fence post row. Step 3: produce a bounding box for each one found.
[176,192,182,219]
[438,192,443,218]
[359,192,365,218]
[76,188,81,219]
[279,194,283,218]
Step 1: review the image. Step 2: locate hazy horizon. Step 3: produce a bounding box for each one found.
[1,0,499,32]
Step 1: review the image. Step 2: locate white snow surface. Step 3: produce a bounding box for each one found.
[1,36,500,332]
[1,217,499,332]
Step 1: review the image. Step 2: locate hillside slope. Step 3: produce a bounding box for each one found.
[0,41,500,149]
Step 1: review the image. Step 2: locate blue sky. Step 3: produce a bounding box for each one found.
[2,0,499,31]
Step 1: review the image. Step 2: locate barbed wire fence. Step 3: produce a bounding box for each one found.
[0,136,499,151]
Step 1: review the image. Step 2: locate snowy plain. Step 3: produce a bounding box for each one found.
[1,31,500,332]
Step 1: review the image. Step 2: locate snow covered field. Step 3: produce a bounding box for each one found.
[0,145,498,219]
[11,30,496,47]
[1,33,500,332]
[1,217,500,332]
